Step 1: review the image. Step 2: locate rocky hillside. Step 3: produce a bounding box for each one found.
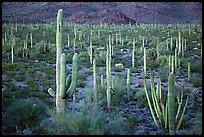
[2,2,202,24]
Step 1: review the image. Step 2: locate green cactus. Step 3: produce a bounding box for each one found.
[143,47,146,77]
[47,9,78,112]
[132,38,135,68]
[48,53,78,107]
[30,32,33,49]
[101,75,104,88]
[106,43,111,110]
[93,59,98,102]
[175,48,177,73]
[10,30,15,64]
[127,69,131,100]
[88,38,93,64]
[188,62,190,81]
[144,72,189,134]
[168,72,175,135]
[171,55,174,74]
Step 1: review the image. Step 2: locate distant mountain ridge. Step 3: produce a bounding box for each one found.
[2,2,202,24]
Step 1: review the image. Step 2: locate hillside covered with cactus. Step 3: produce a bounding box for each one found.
[2,2,202,24]
[2,2,202,135]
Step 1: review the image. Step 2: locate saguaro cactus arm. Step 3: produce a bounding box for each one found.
[66,53,78,97]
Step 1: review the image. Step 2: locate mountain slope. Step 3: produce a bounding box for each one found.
[2,2,202,24]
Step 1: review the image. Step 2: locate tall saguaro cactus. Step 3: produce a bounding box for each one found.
[127,69,131,100]
[188,62,190,81]
[132,38,135,68]
[47,9,78,113]
[56,9,63,112]
[106,43,111,110]
[143,47,147,77]
[93,59,98,102]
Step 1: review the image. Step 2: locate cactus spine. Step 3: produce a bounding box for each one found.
[127,69,131,100]
[93,59,98,102]
[168,72,175,135]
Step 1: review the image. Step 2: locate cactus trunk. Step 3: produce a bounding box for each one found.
[56,9,63,113]
[127,69,130,100]
[93,59,98,102]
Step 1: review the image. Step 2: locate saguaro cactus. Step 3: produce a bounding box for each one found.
[168,72,175,135]
[132,38,135,68]
[106,43,111,110]
[88,38,93,64]
[93,59,98,102]
[143,47,147,77]
[48,53,78,111]
[47,9,78,113]
[127,69,131,100]
[188,62,190,81]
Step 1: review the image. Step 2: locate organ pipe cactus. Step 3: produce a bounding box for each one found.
[144,72,189,134]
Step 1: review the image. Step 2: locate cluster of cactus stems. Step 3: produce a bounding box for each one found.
[47,9,78,113]
[144,72,189,135]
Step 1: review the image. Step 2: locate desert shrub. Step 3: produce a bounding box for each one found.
[2,98,46,134]
[190,73,202,87]
[135,88,148,108]
[77,79,87,88]
[190,60,202,73]
[185,112,202,135]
